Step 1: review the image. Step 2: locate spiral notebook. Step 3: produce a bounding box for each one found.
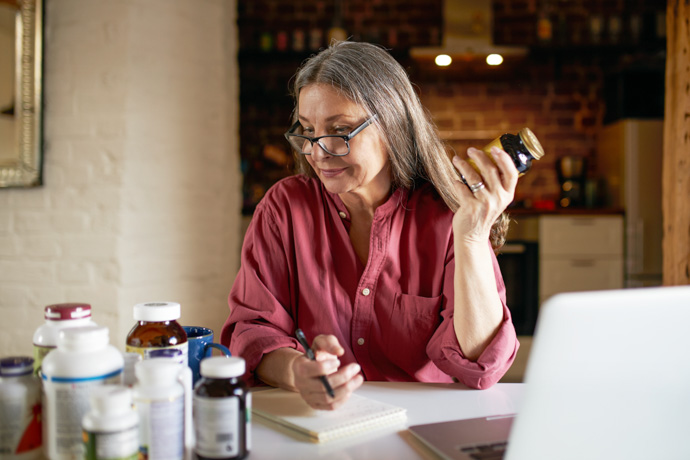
[251,388,407,443]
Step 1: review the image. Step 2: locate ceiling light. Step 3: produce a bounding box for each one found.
[486,54,503,65]
[435,54,452,66]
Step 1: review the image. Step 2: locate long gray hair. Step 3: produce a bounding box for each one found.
[290,41,508,250]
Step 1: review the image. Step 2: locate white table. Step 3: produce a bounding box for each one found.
[249,382,525,459]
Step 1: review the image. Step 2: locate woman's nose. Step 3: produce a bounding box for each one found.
[310,141,331,160]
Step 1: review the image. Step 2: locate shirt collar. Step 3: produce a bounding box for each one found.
[323,182,409,221]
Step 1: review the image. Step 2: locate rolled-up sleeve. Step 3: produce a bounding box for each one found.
[220,204,299,384]
[426,242,519,389]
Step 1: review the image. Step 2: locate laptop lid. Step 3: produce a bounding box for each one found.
[505,285,690,460]
[408,414,514,460]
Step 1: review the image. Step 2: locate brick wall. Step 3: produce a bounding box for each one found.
[415,62,605,205]
[0,0,241,356]
[238,0,665,212]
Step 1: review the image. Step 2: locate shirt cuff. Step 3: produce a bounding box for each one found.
[433,304,520,389]
[229,325,300,386]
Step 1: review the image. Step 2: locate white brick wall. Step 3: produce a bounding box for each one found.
[0,0,241,356]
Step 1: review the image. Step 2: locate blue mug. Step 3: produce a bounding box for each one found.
[183,326,231,385]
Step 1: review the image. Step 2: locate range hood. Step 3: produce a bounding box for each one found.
[410,0,527,60]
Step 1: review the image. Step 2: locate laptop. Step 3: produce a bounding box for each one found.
[408,285,690,460]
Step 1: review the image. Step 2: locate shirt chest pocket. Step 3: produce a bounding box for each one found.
[380,292,443,360]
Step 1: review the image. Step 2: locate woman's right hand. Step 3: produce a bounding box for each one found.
[291,334,363,410]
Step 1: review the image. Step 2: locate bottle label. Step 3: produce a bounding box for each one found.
[137,395,184,460]
[43,370,122,457]
[126,343,188,366]
[481,138,504,158]
[0,396,42,456]
[83,425,139,460]
[194,395,247,458]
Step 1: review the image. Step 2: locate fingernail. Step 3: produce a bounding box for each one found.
[352,364,361,374]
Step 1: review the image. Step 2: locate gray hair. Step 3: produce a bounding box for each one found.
[289,41,508,249]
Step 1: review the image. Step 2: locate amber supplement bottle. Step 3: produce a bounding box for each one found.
[478,127,545,176]
[194,357,250,460]
[125,302,188,364]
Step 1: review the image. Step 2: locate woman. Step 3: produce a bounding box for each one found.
[221,41,519,410]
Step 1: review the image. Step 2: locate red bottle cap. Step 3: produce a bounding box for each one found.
[44,303,92,320]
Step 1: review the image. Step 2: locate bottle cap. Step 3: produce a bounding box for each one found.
[519,127,545,160]
[0,357,34,376]
[89,385,133,415]
[200,356,245,379]
[58,326,109,350]
[133,302,181,321]
[44,303,92,320]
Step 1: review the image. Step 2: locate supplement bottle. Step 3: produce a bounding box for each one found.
[0,357,42,460]
[32,302,97,375]
[126,302,188,365]
[42,326,124,460]
[82,385,139,460]
[476,127,545,176]
[133,359,189,460]
[193,357,251,460]
[122,353,142,388]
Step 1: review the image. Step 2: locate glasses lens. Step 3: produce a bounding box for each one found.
[319,137,349,156]
[287,135,349,156]
[287,135,311,154]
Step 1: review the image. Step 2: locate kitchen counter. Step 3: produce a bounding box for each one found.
[505,207,625,216]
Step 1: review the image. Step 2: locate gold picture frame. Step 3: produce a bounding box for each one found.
[0,0,42,188]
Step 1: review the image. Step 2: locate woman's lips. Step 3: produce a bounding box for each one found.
[320,167,347,178]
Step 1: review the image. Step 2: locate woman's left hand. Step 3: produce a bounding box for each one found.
[451,146,518,244]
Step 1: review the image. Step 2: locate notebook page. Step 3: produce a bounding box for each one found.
[252,388,407,443]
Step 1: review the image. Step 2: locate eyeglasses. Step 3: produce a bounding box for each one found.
[284,114,379,157]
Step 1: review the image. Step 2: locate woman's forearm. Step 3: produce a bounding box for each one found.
[255,347,302,391]
[452,238,504,361]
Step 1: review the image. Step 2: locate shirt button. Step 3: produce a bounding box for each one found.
[338,211,347,219]
[362,288,370,296]
[357,338,365,346]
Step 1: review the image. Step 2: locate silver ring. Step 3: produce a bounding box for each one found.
[468,181,485,193]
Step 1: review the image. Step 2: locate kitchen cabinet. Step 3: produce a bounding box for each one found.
[504,212,625,305]
[500,212,624,383]
[538,215,624,302]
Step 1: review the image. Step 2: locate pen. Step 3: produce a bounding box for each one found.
[295,328,336,398]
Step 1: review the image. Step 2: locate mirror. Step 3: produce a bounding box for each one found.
[0,0,42,188]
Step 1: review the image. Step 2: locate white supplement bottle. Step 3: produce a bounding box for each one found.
[82,385,139,460]
[32,302,97,375]
[0,357,42,459]
[133,359,188,460]
[42,326,124,460]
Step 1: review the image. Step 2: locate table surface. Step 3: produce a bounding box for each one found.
[249,382,525,460]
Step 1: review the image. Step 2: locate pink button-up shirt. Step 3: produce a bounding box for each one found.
[221,175,518,389]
